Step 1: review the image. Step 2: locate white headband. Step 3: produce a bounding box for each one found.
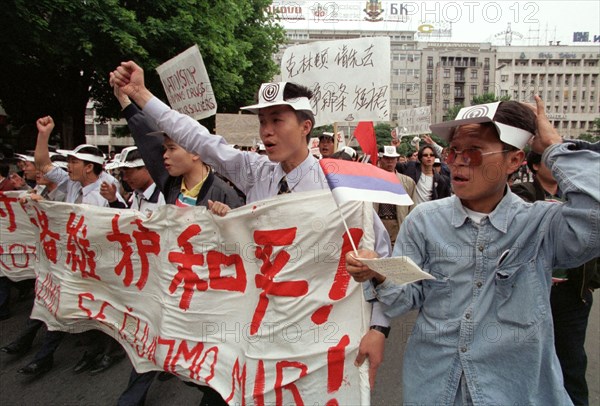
[429,102,534,149]
[241,82,314,114]
[66,144,105,165]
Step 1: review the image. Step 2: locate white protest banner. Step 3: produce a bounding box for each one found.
[8,191,374,405]
[281,37,391,127]
[397,106,432,136]
[0,191,38,281]
[156,45,217,120]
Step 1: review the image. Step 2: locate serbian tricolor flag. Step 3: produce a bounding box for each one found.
[319,158,413,206]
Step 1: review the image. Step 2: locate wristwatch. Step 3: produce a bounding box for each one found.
[369,325,391,338]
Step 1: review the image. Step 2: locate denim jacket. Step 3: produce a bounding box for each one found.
[364,143,599,405]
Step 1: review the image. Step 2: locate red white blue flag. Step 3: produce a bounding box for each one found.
[319,158,413,206]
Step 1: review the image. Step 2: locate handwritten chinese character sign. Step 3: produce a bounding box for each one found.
[282,37,391,126]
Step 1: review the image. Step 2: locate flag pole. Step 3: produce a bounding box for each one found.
[333,122,339,152]
[335,204,359,256]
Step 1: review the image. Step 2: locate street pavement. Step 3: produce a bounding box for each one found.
[1,286,598,405]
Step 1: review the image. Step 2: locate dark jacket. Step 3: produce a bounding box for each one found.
[122,104,244,209]
[396,161,451,200]
[511,178,600,298]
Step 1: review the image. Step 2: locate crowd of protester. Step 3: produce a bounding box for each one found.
[0,64,598,405]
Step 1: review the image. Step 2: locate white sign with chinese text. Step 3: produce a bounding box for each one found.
[281,37,391,126]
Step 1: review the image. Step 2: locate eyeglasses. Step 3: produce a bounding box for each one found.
[446,148,509,166]
[421,153,435,158]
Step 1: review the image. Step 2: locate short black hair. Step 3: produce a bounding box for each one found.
[330,150,353,161]
[284,83,315,143]
[526,151,542,173]
[418,145,438,161]
[493,101,537,151]
[124,148,142,163]
[76,146,104,175]
[0,163,9,178]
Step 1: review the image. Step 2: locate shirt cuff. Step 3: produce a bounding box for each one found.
[370,301,390,328]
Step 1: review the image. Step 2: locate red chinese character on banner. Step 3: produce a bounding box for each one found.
[206,251,246,293]
[251,228,308,335]
[66,213,99,280]
[168,224,206,310]
[107,215,160,290]
[0,192,18,232]
[30,206,61,264]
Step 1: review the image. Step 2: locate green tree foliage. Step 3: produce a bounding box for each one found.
[444,104,464,121]
[471,92,511,105]
[0,0,284,149]
[577,133,600,143]
[374,123,392,149]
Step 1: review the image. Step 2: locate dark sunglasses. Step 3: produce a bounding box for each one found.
[447,148,509,166]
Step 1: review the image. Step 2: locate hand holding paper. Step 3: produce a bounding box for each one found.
[357,256,435,285]
[346,250,434,286]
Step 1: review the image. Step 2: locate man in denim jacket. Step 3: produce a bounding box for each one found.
[347,97,599,405]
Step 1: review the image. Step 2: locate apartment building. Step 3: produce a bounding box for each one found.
[84,101,133,153]
[278,29,600,138]
[496,45,600,138]
[421,42,496,124]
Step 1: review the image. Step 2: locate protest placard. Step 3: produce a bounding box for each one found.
[281,37,391,126]
[156,45,217,120]
[397,106,432,136]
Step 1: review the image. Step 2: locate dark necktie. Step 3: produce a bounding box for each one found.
[75,189,83,204]
[277,176,291,195]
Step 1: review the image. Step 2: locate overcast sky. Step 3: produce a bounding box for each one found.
[276,1,600,46]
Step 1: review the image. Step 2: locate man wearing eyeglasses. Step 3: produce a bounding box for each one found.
[345,97,600,405]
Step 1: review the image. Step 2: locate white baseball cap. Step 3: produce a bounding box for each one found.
[382,146,400,158]
[241,82,314,114]
[430,102,534,149]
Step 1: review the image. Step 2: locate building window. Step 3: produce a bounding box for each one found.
[501,90,508,97]
[444,69,450,78]
[484,58,490,70]
[96,124,109,136]
[501,75,508,82]
[443,100,450,110]
[470,70,478,79]
[470,85,477,94]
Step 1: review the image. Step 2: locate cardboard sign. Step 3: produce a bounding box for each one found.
[156,45,217,120]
